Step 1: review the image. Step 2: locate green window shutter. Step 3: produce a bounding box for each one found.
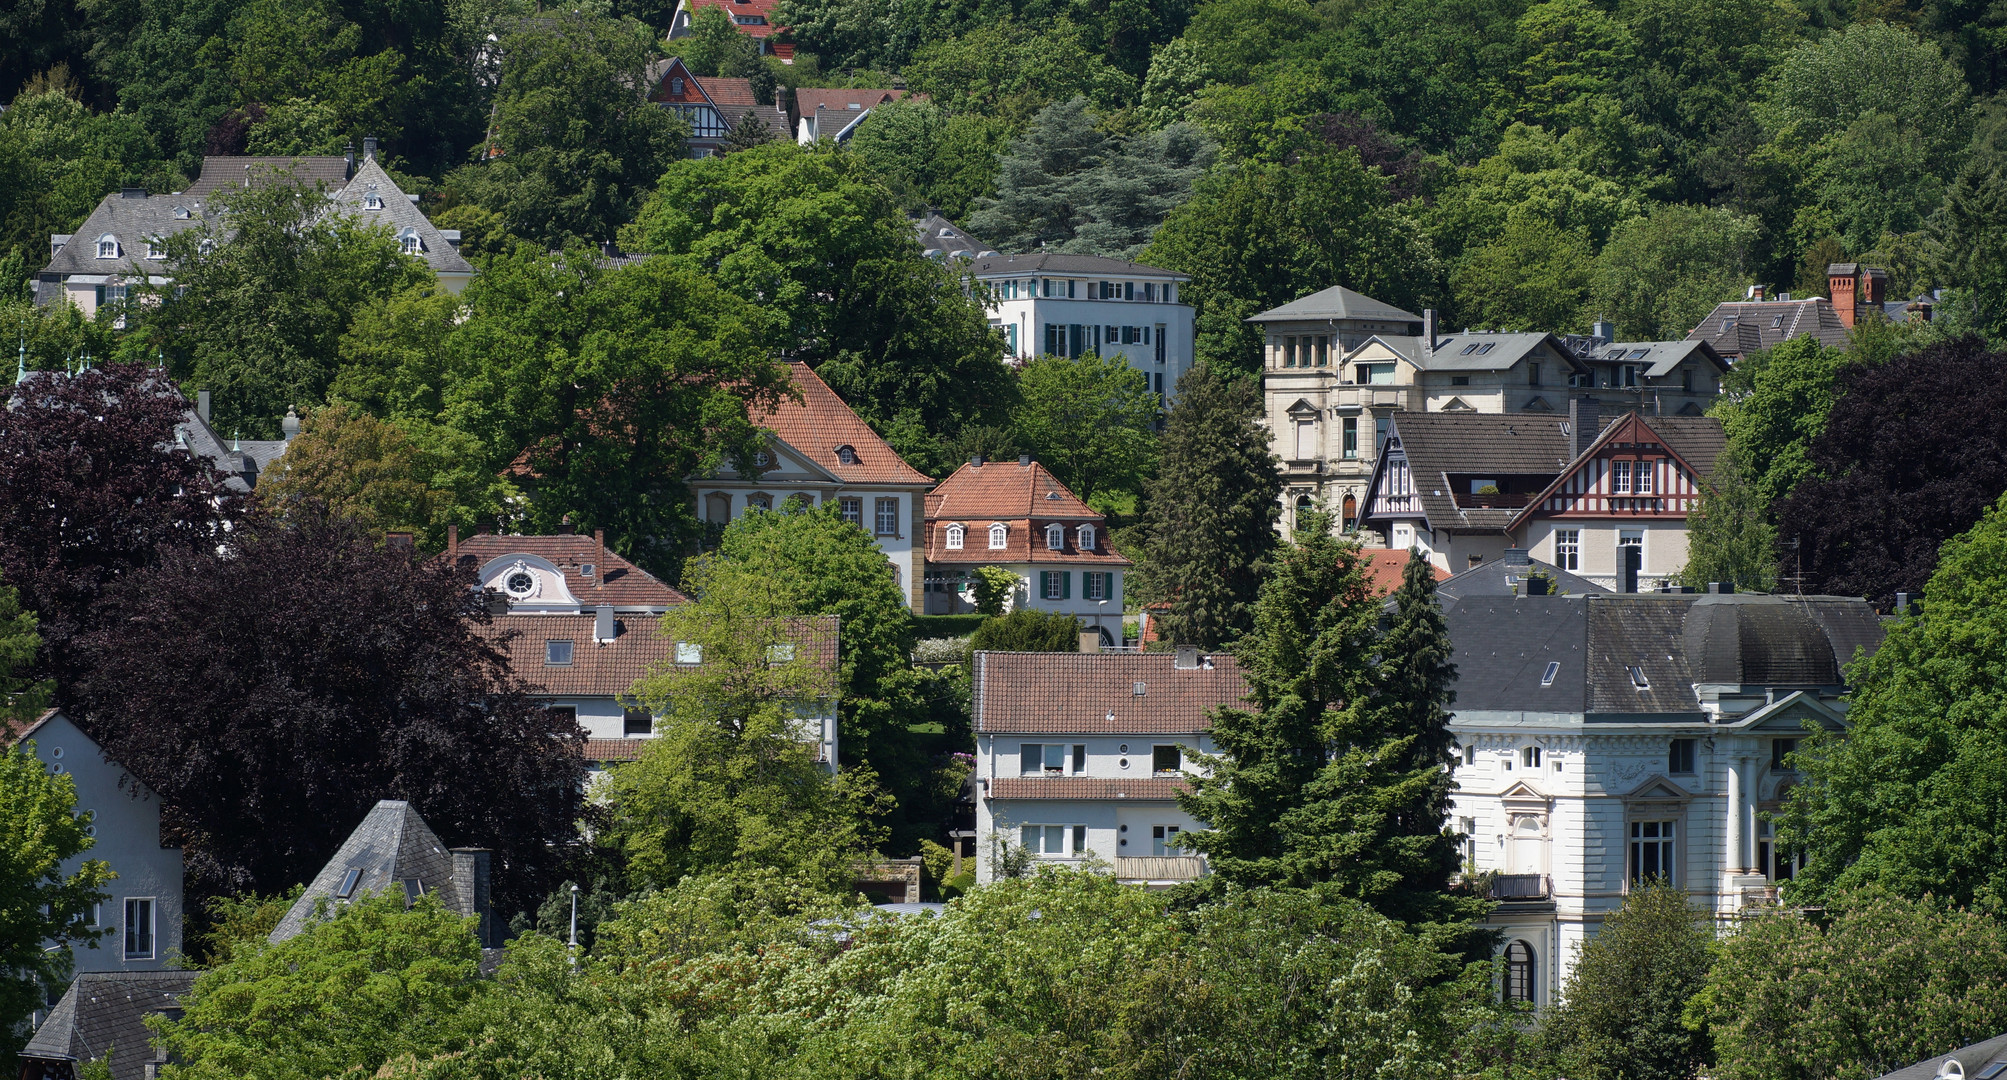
[1062,571,1072,599]
[1107,572,1119,604]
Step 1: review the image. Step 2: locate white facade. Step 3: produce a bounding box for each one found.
[972,258,1195,401]
[693,475,923,602]
[974,733,1214,884]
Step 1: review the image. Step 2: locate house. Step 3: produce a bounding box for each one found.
[1688,290,1849,360]
[667,0,794,60]
[971,648,1248,886]
[921,455,1132,644]
[7,711,184,982]
[269,799,500,947]
[795,88,908,143]
[18,971,198,1080]
[447,528,841,767]
[36,141,472,313]
[1434,547,1608,599]
[1443,588,1884,1004]
[175,390,293,492]
[1570,335,1728,414]
[688,361,935,610]
[646,57,793,156]
[914,212,997,261]
[1360,400,1725,588]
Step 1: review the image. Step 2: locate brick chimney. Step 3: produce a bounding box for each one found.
[1828,263,1859,328]
[447,524,459,560]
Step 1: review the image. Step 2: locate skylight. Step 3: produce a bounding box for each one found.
[1973,1062,2007,1080]
[1460,343,1479,355]
[1476,343,1494,354]
[335,867,362,899]
[1541,662,1560,686]
[1627,665,1650,689]
[1626,348,1649,359]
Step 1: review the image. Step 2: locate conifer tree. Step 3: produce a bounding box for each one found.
[1136,363,1281,648]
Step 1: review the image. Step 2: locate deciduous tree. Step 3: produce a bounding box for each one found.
[0,739,112,1060]
[969,608,1082,653]
[1010,352,1158,510]
[1592,204,1760,341]
[1537,883,1713,1080]
[1676,447,1779,593]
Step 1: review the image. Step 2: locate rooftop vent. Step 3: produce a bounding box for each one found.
[1174,646,1198,670]
[1132,681,1146,696]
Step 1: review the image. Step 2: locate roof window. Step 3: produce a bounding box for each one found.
[1626,348,1649,359]
[1627,664,1649,689]
[399,228,423,255]
[96,234,120,258]
[988,523,1008,549]
[335,867,363,899]
[1459,343,1479,355]
[1476,343,1494,354]
[836,444,858,464]
[670,76,685,95]
[172,205,190,219]
[945,523,965,550]
[545,640,574,665]
[1541,661,1559,686]
[363,188,383,210]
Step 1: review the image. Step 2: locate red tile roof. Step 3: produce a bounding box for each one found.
[1357,548,1449,597]
[585,738,647,761]
[697,76,762,107]
[489,613,838,697]
[973,651,1247,734]
[989,776,1191,800]
[756,363,932,486]
[795,88,907,114]
[449,532,688,609]
[684,0,793,56]
[924,460,1132,566]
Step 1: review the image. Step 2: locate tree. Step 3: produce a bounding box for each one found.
[608,539,889,890]
[1592,204,1761,340]
[1935,162,2007,344]
[450,13,685,247]
[624,142,1014,477]
[1712,333,1851,507]
[153,890,486,1080]
[1449,217,1595,333]
[1700,892,2007,1080]
[1010,353,1158,510]
[65,508,585,910]
[0,740,112,1060]
[969,565,1019,617]
[1136,362,1280,649]
[902,19,1138,126]
[1676,447,1779,593]
[1536,883,1713,1080]
[723,107,776,152]
[0,580,48,723]
[0,363,240,686]
[1778,495,2007,908]
[969,608,1083,653]
[846,100,1013,219]
[1775,337,2007,602]
[149,180,435,438]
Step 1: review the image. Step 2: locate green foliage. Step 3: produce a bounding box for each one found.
[1676,446,1779,594]
[1712,333,1851,506]
[191,888,302,966]
[1010,352,1158,510]
[914,613,989,638]
[0,579,50,723]
[903,19,1138,126]
[0,738,112,1060]
[1136,362,1280,649]
[969,565,1019,618]
[845,99,1013,218]
[1699,891,2007,1080]
[970,608,1081,653]
[154,890,485,1080]
[1936,162,2007,344]
[1592,204,1761,340]
[1536,883,1713,1080]
[0,90,176,299]
[670,7,766,80]
[1779,496,2007,908]
[1450,217,1595,333]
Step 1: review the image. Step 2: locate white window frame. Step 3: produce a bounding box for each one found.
[874,497,898,536]
[1554,529,1580,571]
[675,641,702,664]
[988,523,1007,550]
[1084,571,1107,601]
[1151,743,1183,776]
[1046,523,1064,550]
[945,523,965,550]
[1150,824,1183,856]
[1636,459,1655,495]
[1076,524,1095,551]
[1020,823,1087,857]
[1611,459,1632,494]
[97,234,120,259]
[1020,742,1085,776]
[839,497,862,525]
[399,229,423,255]
[1041,570,1064,600]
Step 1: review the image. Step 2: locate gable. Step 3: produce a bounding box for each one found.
[1509,412,1709,526]
[649,57,712,104]
[1624,775,1693,801]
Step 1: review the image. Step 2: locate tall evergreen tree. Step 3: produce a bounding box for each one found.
[1676,447,1779,593]
[1136,363,1281,648]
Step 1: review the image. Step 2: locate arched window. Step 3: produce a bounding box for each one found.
[1076,524,1095,551]
[1046,523,1064,550]
[670,76,685,95]
[945,524,965,550]
[835,444,858,465]
[988,523,1008,550]
[1504,941,1535,1003]
[746,492,772,512]
[399,228,423,255]
[96,234,120,258]
[1341,493,1358,532]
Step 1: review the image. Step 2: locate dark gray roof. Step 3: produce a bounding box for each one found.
[1585,338,1730,378]
[269,800,469,943]
[1585,596,1700,712]
[1420,332,1577,373]
[21,971,198,1080]
[1248,285,1419,324]
[175,407,287,493]
[1684,594,1884,685]
[1635,415,1727,482]
[1445,595,1589,714]
[328,156,474,277]
[1436,555,1608,604]
[182,155,353,197]
[1374,412,1581,532]
[969,252,1188,280]
[1871,1031,2007,1080]
[915,213,997,259]
[40,193,218,277]
[1687,299,1847,356]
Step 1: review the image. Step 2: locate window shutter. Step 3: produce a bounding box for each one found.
[1061,571,1071,599]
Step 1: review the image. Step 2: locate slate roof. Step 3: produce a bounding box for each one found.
[269,801,473,943]
[916,212,997,259]
[1687,299,1848,356]
[1373,412,1579,532]
[328,154,474,277]
[1682,594,1883,686]
[1870,1030,2007,1080]
[755,363,932,485]
[450,533,688,609]
[1445,595,1591,714]
[1640,415,1727,480]
[968,252,1189,280]
[1416,332,1571,373]
[182,155,352,197]
[973,651,1248,735]
[1584,338,1730,378]
[491,612,838,697]
[1248,285,1420,324]
[1435,555,1607,604]
[175,406,287,493]
[40,192,217,277]
[20,971,197,1080]
[989,776,1191,800]
[924,459,1131,566]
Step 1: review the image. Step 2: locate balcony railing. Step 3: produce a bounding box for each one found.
[1115,856,1207,882]
[1488,873,1549,900]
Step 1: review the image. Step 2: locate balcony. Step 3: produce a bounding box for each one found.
[1487,873,1549,900]
[1115,856,1207,883]
[1333,387,1420,411]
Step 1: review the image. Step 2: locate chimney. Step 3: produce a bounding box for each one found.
[1619,545,1640,594]
[600,240,621,259]
[281,405,300,440]
[556,514,574,535]
[1503,547,1531,566]
[970,455,983,467]
[1592,318,1615,343]
[1422,308,1437,352]
[197,390,211,424]
[1828,263,1859,328]
[1468,553,1484,568]
[363,136,378,163]
[1523,576,1550,596]
[1174,645,1199,670]
[1894,591,1921,616]
[593,529,605,585]
[387,531,415,550]
[1745,284,1767,302]
[344,140,355,177]
[1568,397,1601,458]
[449,848,495,947]
[594,604,617,644]
[1707,581,1735,595]
[1019,453,1032,467]
[1078,631,1102,653]
[447,524,459,560]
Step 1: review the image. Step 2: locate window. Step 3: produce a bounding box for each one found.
[1759,819,1805,881]
[1084,571,1108,601]
[96,234,120,258]
[1504,941,1535,1003]
[1682,368,1693,392]
[1316,336,1330,367]
[1151,825,1183,856]
[766,643,796,663]
[670,76,684,95]
[335,868,363,899]
[1074,744,1087,772]
[172,205,190,219]
[1463,744,1476,766]
[1636,460,1655,495]
[1630,820,1676,885]
[623,708,653,737]
[1669,738,1696,774]
[1627,665,1650,690]
[1358,362,1396,384]
[733,12,766,22]
[124,898,155,959]
[579,563,595,578]
[1541,661,1560,686]
[399,228,423,255]
[1451,375,1470,385]
[1293,418,1316,460]
[675,641,703,664]
[1020,824,1084,856]
[1342,417,1358,460]
[839,497,862,525]
[1554,529,1580,571]
[1612,459,1632,494]
[835,444,858,465]
[874,497,898,536]
[1619,530,1643,567]
[145,238,165,259]
[988,523,1008,549]
[945,524,965,550]
[545,640,573,666]
[1021,743,1076,775]
[1375,416,1390,452]
[1521,746,1542,769]
[1152,744,1182,775]
[1621,365,1641,387]
[1771,738,1798,772]
[1529,363,1541,386]
[363,189,383,210]
[1046,523,1065,550]
[1041,570,1068,600]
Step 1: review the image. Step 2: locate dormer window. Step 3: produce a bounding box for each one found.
[1077,524,1095,551]
[671,76,685,95]
[945,524,965,550]
[989,523,1008,549]
[172,205,190,219]
[363,188,384,210]
[1046,523,1064,550]
[399,228,423,255]
[835,444,858,465]
[96,234,120,258]
[146,238,165,259]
